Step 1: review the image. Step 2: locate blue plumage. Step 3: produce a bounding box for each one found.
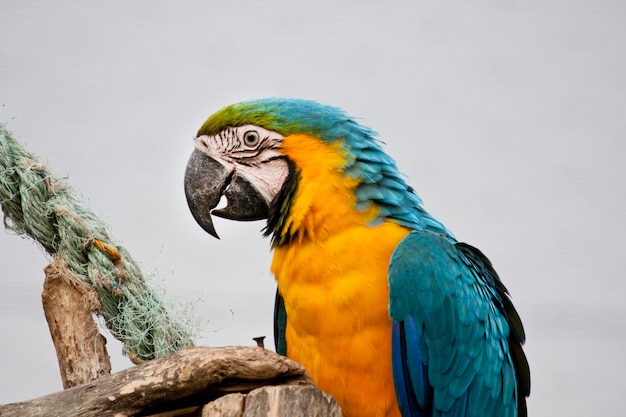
[389,231,529,417]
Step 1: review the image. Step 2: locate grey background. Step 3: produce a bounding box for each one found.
[1,1,625,415]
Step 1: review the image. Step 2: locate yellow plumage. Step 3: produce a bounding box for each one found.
[271,134,410,417]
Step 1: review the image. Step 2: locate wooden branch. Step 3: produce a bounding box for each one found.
[0,346,312,417]
[41,261,111,388]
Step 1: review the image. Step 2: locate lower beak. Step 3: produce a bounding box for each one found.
[184,149,269,238]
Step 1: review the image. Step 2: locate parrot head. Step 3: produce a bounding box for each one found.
[184,98,449,242]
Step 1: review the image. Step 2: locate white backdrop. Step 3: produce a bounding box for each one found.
[1,1,625,415]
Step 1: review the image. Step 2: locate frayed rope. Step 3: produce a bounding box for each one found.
[0,124,197,362]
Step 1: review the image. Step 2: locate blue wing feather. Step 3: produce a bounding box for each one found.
[392,319,432,417]
[404,315,432,408]
[389,230,529,417]
[273,290,287,356]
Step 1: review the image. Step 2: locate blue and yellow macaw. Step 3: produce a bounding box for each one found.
[184,98,530,417]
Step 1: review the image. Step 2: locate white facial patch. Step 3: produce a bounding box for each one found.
[194,125,289,204]
[236,156,290,203]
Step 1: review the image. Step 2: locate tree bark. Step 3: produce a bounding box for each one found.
[0,346,312,417]
[201,386,343,417]
[242,385,342,417]
[202,393,245,417]
[41,261,111,388]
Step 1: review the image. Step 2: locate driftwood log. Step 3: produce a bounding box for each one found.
[41,262,112,388]
[0,346,343,417]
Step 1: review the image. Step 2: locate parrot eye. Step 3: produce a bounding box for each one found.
[243,130,260,147]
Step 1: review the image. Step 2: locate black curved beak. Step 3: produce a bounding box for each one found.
[184,149,269,238]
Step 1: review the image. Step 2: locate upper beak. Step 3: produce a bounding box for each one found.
[184,149,269,238]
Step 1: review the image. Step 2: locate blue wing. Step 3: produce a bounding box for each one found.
[389,230,530,417]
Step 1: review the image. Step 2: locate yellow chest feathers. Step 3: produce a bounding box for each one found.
[271,134,409,416]
[271,222,408,417]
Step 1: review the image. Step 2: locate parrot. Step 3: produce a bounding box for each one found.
[184,98,530,417]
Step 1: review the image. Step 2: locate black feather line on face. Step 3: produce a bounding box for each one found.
[229,133,279,161]
[219,128,237,153]
[264,158,299,247]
